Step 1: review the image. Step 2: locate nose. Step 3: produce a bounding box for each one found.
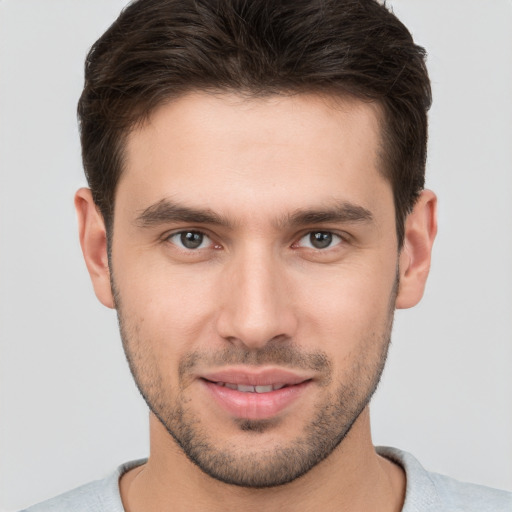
[215,244,298,350]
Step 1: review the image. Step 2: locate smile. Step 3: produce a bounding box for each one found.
[199,368,313,420]
[210,382,288,393]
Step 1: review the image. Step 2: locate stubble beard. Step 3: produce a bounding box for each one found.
[113,277,397,488]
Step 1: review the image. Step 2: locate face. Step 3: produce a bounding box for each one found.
[110,92,400,487]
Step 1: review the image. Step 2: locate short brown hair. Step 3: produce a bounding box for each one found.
[78,0,431,245]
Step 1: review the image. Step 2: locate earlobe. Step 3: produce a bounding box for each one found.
[75,188,115,309]
[395,189,438,309]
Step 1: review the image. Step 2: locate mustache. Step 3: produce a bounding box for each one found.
[179,342,332,380]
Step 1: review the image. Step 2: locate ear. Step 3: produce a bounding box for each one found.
[75,188,115,309]
[395,189,438,309]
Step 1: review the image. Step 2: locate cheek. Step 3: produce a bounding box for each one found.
[294,264,396,350]
[114,259,221,364]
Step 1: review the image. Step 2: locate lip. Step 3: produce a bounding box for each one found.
[201,367,312,387]
[200,367,313,420]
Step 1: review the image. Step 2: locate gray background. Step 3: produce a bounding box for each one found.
[1,1,511,510]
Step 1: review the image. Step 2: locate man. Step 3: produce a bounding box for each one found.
[22,0,511,511]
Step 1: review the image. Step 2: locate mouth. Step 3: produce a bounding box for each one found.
[199,368,313,420]
[205,381,290,393]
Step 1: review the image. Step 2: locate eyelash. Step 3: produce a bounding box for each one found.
[165,230,346,252]
[166,231,218,251]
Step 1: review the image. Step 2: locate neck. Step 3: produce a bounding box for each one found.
[120,408,405,512]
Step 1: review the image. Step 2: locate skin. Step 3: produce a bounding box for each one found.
[76,92,437,512]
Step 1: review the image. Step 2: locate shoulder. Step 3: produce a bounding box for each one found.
[21,479,115,512]
[20,459,146,512]
[429,471,512,511]
[377,446,512,512]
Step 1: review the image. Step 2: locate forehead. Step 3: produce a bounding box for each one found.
[119,92,390,222]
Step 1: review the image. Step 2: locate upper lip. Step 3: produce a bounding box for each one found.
[200,367,313,387]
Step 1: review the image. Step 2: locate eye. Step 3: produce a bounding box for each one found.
[296,231,343,250]
[167,231,212,250]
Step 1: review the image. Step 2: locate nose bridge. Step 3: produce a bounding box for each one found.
[216,241,296,348]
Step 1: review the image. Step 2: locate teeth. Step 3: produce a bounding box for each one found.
[254,385,273,393]
[237,384,255,392]
[215,382,287,393]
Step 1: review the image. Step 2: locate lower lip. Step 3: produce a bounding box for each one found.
[202,380,311,420]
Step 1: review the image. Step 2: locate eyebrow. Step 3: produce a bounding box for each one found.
[283,203,374,228]
[135,199,234,228]
[135,198,374,229]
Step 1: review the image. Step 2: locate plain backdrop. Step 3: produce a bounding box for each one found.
[1,1,511,510]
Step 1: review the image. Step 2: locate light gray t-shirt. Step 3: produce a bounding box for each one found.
[22,447,512,511]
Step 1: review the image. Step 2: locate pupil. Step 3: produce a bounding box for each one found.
[181,231,203,249]
[311,232,332,249]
